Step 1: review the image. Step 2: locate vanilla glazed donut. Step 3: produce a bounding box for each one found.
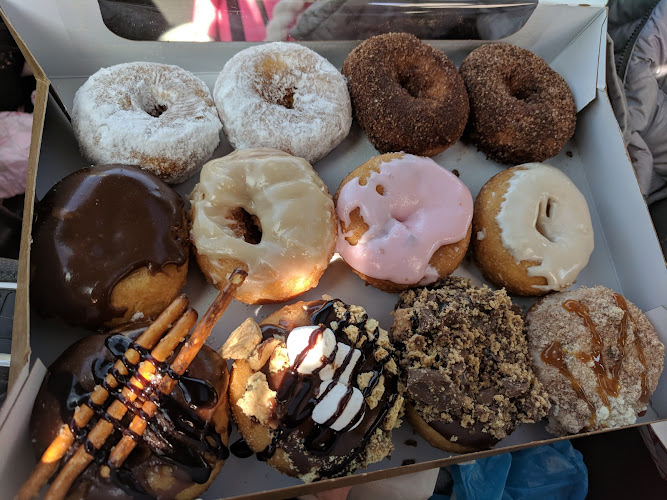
[214,42,351,163]
[472,163,594,296]
[189,148,337,304]
[335,153,473,293]
[72,62,222,184]
[460,44,576,164]
[342,33,469,157]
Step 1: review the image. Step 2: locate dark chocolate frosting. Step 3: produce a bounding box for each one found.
[31,328,228,500]
[30,164,188,329]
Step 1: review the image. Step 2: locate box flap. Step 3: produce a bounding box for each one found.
[2,1,605,114]
[0,6,50,390]
[550,7,608,110]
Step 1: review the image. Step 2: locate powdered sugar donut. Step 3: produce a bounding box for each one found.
[72,62,222,184]
[214,43,351,163]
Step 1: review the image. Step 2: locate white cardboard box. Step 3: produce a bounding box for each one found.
[1,0,666,498]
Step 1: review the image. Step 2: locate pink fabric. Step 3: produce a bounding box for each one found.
[0,112,32,199]
[192,0,282,41]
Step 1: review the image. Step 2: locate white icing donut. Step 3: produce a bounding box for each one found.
[214,42,352,164]
[72,62,222,184]
[189,148,337,304]
[496,163,594,291]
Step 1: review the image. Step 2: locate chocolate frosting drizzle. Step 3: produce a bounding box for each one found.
[31,164,188,329]
[236,300,399,479]
[31,330,227,499]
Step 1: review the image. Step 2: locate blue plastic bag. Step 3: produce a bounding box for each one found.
[431,441,588,500]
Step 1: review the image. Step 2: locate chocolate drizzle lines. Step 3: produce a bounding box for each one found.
[253,300,399,479]
[63,333,226,494]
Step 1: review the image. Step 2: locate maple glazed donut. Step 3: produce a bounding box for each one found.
[335,153,473,293]
[460,44,576,164]
[342,32,469,156]
[222,299,404,481]
[30,164,189,330]
[526,286,665,435]
[189,148,337,304]
[30,328,231,499]
[72,62,222,184]
[472,163,594,296]
[214,42,352,163]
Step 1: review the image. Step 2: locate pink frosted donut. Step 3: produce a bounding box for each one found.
[334,153,473,293]
[72,62,222,184]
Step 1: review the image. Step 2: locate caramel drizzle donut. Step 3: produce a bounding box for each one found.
[342,33,469,157]
[526,286,664,435]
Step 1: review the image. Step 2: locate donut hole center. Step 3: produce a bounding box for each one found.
[229,207,262,244]
[511,87,538,101]
[145,103,168,117]
[398,73,428,99]
[535,197,557,243]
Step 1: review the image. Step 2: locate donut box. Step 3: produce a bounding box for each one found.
[2,0,667,499]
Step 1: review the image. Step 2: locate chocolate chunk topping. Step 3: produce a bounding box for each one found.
[391,277,549,447]
[31,164,188,329]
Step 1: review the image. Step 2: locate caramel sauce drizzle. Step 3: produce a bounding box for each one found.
[541,340,597,429]
[542,295,651,427]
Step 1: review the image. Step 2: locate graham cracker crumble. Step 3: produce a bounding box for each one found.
[391,277,549,442]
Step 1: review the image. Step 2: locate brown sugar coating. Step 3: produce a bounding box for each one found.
[334,153,471,293]
[342,33,469,156]
[30,328,231,500]
[225,299,404,481]
[460,44,576,164]
[391,277,549,451]
[526,286,665,436]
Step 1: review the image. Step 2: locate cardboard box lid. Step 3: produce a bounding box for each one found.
[0,6,49,390]
[1,0,606,114]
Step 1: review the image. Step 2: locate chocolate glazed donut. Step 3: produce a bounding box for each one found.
[30,328,231,500]
[460,44,576,164]
[342,32,469,157]
[30,164,189,330]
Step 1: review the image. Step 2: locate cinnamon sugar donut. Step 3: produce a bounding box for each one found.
[72,62,222,184]
[526,286,665,435]
[222,299,404,481]
[189,148,337,304]
[342,33,469,156]
[214,42,351,163]
[472,163,594,296]
[335,153,473,293]
[460,44,576,164]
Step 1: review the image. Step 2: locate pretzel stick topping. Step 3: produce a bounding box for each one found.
[18,267,247,500]
[15,296,189,500]
[108,268,248,468]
